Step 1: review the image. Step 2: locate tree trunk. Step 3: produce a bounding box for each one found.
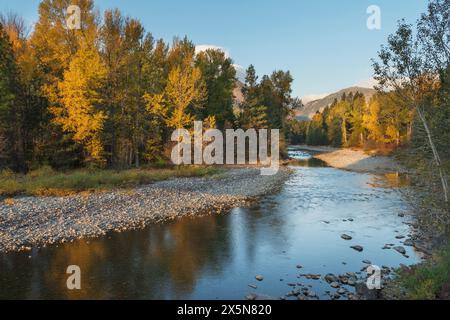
[15,127,26,173]
[396,130,400,147]
[407,122,413,142]
[416,106,448,202]
[342,119,347,146]
[134,142,140,168]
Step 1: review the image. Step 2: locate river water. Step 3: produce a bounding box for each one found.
[0,151,420,299]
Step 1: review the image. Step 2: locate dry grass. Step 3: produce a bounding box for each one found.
[0,165,219,197]
[397,243,450,300]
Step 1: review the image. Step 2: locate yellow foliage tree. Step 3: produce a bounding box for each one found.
[145,56,206,130]
[363,96,383,142]
[52,41,107,163]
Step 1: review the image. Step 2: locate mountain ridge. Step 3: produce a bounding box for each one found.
[297,86,377,120]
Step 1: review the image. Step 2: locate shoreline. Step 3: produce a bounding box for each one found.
[0,168,291,253]
[290,145,405,174]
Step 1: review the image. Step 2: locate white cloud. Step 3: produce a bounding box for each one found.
[233,64,246,82]
[195,44,230,58]
[354,77,378,89]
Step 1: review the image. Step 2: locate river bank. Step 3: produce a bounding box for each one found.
[290,145,405,174]
[289,146,450,300]
[0,168,291,253]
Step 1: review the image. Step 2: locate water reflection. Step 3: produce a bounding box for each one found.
[288,149,328,168]
[369,173,412,189]
[1,216,236,299]
[0,154,420,300]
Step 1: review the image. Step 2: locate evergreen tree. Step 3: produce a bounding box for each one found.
[196,49,236,129]
[0,23,16,168]
[239,65,269,129]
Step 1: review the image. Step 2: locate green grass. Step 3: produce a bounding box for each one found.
[0,165,220,197]
[396,243,450,299]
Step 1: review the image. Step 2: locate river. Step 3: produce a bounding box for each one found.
[0,150,421,300]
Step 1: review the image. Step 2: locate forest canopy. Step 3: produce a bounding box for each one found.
[0,0,296,171]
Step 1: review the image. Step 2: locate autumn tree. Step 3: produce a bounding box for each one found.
[306,112,327,146]
[30,0,98,96]
[373,2,449,202]
[53,39,107,164]
[347,93,366,147]
[145,38,206,132]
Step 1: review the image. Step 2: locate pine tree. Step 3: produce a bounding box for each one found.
[239,65,269,129]
[196,49,236,129]
[0,23,16,168]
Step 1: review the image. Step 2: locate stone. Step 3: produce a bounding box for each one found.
[307,290,317,297]
[347,279,356,286]
[393,246,406,255]
[330,282,340,288]
[351,245,364,252]
[403,239,414,247]
[341,234,353,240]
[324,274,339,283]
[246,294,257,300]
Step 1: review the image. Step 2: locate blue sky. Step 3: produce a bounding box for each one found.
[0,0,428,99]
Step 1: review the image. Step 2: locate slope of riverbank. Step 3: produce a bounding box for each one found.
[291,145,404,174]
[0,168,291,253]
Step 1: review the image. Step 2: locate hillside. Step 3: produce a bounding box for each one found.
[297,86,377,120]
[233,80,245,106]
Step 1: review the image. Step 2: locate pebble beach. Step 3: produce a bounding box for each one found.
[0,168,291,253]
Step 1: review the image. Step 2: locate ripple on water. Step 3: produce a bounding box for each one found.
[0,161,420,300]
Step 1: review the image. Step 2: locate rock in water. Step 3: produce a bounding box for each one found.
[393,246,406,255]
[355,282,381,300]
[330,282,340,288]
[255,275,264,281]
[307,290,317,297]
[351,245,364,252]
[337,288,346,295]
[403,239,414,247]
[341,234,353,240]
[246,294,257,300]
[324,274,339,283]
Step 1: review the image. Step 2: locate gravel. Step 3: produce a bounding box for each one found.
[0,168,291,253]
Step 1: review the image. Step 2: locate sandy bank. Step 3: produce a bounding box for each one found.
[292,145,404,174]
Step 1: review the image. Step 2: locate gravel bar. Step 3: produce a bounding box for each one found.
[0,168,291,253]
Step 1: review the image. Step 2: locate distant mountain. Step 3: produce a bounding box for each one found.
[233,80,245,106]
[296,86,377,120]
